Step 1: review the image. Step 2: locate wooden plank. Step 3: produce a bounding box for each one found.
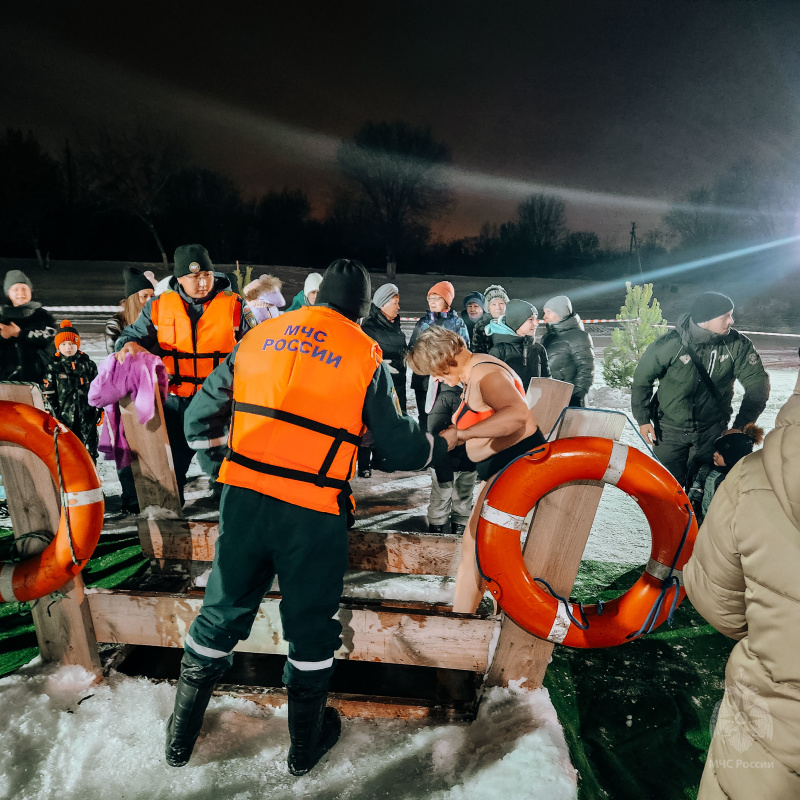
[485,407,627,689]
[215,686,474,721]
[526,377,574,437]
[119,389,182,516]
[138,519,463,576]
[0,383,101,672]
[87,590,497,672]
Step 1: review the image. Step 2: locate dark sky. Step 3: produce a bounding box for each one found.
[4,0,800,244]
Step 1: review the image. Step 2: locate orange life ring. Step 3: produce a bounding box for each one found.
[476,436,697,648]
[0,401,104,603]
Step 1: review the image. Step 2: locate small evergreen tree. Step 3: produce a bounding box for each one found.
[602,282,666,389]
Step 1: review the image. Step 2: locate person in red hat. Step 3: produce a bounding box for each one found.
[42,320,101,459]
[408,280,469,431]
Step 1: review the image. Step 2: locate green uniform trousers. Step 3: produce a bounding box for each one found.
[653,420,726,489]
[185,484,349,690]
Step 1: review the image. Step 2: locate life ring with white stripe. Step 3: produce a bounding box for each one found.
[475,436,697,647]
[0,401,104,603]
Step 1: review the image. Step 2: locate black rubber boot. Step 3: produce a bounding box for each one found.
[287,687,342,776]
[165,652,231,767]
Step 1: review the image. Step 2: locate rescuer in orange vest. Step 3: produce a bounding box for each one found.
[164,259,448,776]
[115,244,255,502]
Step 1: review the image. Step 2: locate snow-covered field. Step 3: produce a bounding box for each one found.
[1,325,796,800]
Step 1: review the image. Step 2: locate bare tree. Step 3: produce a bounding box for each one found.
[83,126,185,267]
[337,121,452,278]
[0,129,62,264]
[517,194,567,251]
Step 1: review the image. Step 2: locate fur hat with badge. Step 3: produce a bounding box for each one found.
[173,244,213,278]
[317,258,371,319]
[54,319,80,352]
[483,284,509,311]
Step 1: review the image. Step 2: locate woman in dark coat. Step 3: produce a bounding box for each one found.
[358,283,408,476]
[540,295,594,407]
[0,269,57,384]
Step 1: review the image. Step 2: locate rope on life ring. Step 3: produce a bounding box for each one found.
[475,436,698,648]
[0,401,104,603]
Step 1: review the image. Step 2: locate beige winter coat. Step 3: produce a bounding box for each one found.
[684,369,800,800]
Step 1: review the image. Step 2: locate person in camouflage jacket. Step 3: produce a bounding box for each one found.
[632,293,770,488]
[42,321,100,459]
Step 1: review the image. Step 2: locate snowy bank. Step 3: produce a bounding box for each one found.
[0,661,577,800]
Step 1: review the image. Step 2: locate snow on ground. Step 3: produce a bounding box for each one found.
[0,662,577,800]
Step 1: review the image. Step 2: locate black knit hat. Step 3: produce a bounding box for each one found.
[690,292,734,324]
[317,259,371,319]
[123,266,155,298]
[713,431,754,470]
[504,299,538,333]
[174,244,213,278]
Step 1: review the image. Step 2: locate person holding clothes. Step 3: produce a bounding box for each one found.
[460,290,485,340]
[242,274,285,324]
[425,379,477,535]
[488,299,549,391]
[358,282,408,477]
[0,269,57,384]
[407,326,544,614]
[408,281,469,431]
[104,267,157,354]
[631,291,770,489]
[164,259,449,776]
[285,272,323,312]
[688,423,763,525]
[103,267,157,513]
[114,244,255,503]
[470,284,509,354]
[42,321,101,459]
[539,294,594,408]
[683,368,800,800]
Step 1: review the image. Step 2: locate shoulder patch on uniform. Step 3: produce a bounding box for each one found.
[748,352,759,365]
[680,354,691,364]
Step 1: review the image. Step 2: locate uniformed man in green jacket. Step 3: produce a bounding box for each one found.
[631,292,770,488]
[165,259,449,776]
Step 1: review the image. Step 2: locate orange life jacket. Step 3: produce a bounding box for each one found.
[151,290,240,397]
[219,306,382,515]
[454,360,525,429]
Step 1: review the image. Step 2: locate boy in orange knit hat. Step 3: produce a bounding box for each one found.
[42,320,101,459]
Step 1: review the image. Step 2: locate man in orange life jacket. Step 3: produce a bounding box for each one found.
[115,244,254,501]
[164,259,448,775]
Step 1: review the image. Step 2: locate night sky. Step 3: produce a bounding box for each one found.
[4,1,800,244]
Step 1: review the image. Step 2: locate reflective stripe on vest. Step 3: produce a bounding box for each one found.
[454,360,525,429]
[219,306,382,515]
[151,290,239,397]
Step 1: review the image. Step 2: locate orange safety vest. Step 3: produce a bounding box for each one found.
[151,290,240,397]
[219,305,382,515]
[454,360,525,429]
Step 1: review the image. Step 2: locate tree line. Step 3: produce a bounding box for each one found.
[1,122,797,280]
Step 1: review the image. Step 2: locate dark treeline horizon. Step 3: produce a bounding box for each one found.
[1,123,799,290]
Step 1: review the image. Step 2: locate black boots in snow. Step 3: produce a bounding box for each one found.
[165,652,231,767]
[286,686,342,776]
